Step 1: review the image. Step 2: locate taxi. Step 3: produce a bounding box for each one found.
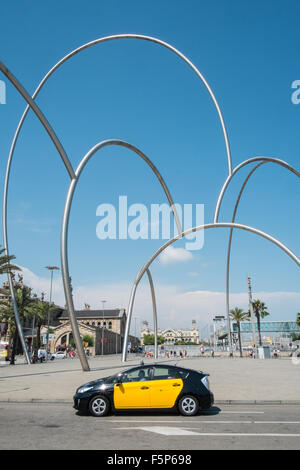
[73,363,214,417]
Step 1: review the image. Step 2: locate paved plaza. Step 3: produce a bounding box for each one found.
[0,354,299,404]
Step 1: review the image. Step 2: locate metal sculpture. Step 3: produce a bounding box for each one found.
[2,34,231,367]
[61,139,182,371]
[0,61,74,364]
[2,35,299,370]
[214,157,300,352]
[122,222,300,362]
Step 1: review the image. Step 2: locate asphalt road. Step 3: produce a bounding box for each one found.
[0,403,299,450]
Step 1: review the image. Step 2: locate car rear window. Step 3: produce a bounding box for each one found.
[176,368,189,379]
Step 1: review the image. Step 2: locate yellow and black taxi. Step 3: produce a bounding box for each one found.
[73,363,214,417]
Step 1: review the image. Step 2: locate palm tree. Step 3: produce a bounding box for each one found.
[0,247,21,274]
[251,299,270,346]
[31,298,56,351]
[0,284,36,364]
[230,307,249,357]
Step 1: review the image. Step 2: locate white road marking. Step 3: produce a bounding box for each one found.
[115,427,300,437]
[220,411,264,414]
[254,421,300,425]
[139,426,200,436]
[110,420,253,424]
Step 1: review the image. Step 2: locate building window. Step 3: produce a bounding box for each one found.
[108,321,112,329]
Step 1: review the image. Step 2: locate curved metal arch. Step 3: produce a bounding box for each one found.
[61,139,182,371]
[214,157,300,351]
[122,222,300,362]
[2,35,231,364]
[3,33,232,268]
[146,268,158,359]
[0,61,75,364]
[225,162,266,351]
[214,156,300,224]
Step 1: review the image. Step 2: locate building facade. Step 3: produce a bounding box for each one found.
[43,308,127,355]
[141,319,200,345]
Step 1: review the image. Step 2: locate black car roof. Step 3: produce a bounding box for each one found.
[124,363,202,373]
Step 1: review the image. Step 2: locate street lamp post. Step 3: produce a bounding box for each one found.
[247,275,257,357]
[101,300,106,355]
[45,266,59,359]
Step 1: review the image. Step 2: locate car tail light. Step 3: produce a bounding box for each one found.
[201,374,210,390]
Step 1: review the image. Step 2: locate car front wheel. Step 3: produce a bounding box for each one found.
[89,395,110,417]
[178,395,199,416]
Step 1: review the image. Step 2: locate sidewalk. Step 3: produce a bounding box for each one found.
[0,354,299,404]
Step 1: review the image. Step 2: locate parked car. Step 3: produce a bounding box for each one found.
[73,363,214,417]
[53,351,66,359]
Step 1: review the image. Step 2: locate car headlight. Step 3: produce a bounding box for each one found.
[77,385,94,394]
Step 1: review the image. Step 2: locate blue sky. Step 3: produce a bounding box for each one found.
[0,1,300,331]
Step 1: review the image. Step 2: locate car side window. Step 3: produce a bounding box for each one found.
[153,367,178,380]
[122,367,152,383]
[176,368,189,379]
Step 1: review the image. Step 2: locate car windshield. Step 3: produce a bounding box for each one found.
[103,374,123,384]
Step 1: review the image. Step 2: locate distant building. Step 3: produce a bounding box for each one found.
[141,319,200,345]
[44,308,128,355]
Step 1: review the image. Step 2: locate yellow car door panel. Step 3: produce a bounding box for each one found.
[114,381,151,409]
[150,379,183,408]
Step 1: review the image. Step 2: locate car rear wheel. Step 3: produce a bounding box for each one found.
[178,395,199,416]
[89,395,110,417]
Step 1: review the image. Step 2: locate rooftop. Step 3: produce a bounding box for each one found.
[59,309,126,319]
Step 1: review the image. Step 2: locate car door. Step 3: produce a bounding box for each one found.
[113,367,152,409]
[150,366,183,408]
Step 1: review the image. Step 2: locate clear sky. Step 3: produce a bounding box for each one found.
[0,0,300,333]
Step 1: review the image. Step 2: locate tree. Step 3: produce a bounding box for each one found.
[296,313,300,327]
[0,284,36,364]
[143,334,165,345]
[82,334,94,347]
[251,300,270,346]
[31,298,57,351]
[230,307,249,357]
[0,247,21,275]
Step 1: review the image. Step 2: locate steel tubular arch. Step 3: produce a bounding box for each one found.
[214,156,300,224]
[214,157,300,351]
[225,162,266,351]
[62,139,182,371]
[146,268,158,359]
[121,222,300,362]
[0,61,75,364]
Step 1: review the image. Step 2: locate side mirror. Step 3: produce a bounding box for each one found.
[116,373,123,386]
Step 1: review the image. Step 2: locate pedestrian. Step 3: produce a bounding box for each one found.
[211,349,214,358]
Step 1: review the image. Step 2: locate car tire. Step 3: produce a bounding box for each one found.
[178,395,199,416]
[88,395,110,417]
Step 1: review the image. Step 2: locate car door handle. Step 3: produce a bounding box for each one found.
[173,383,181,387]
[140,386,149,390]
